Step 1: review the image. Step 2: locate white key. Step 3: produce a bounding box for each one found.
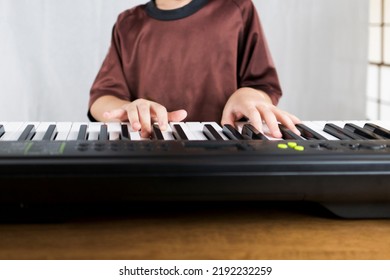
[185,122,208,140]
[0,122,24,141]
[87,122,103,140]
[156,123,175,140]
[67,122,87,140]
[13,122,40,141]
[32,122,54,141]
[55,122,72,141]
[107,122,121,141]
[123,123,143,141]
[376,120,390,130]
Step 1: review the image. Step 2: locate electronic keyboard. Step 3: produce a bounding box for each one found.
[1,120,390,219]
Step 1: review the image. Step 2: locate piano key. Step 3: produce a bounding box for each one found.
[241,124,268,140]
[55,122,72,141]
[77,124,88,141]
[172,124,189,140]
[323,123,352,140]
[301,121,338,140]
[185,122,208,140]
[222,124,245,140]
[0,125,5,139]
[344,123,384,140]
[160,123,175,140]
[152,124,164,140]
[107,122,121,141]
[202,122,229,140]
[149,123,176,140]
[296,123,328,140]
[31,122,55,141]
[279,124,304,140]
[87,123,103,141]
[42,124,57,141]
[203,124,224,140]
[121,123,143,141]
[98,124,109,141]
[234,122,279,140]
[17,124,36,141]
[323,123,363,140]
[364,123,390,139]
[66,123,86,140]
[0,122,35,141]
[120,124,131,140]
[171,122,197,140]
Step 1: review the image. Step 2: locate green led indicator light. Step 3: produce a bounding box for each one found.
[288,142,298,148]
[59,142,66,154]
[278,144,288,149]
[23,142,34,155]
[294,145,305,152]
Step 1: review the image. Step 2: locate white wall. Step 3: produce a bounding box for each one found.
[257,0,369,120]
[0,0,368,122]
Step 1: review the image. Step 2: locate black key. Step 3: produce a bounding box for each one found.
[42,124,57,141]
[99,124,108,141]
[17,124,36,141]
[152,124,164,140]
[222,124,245,140]
[77,125,88,141]
[344,123,384,140]
[279,124,303,140]
[323,123,363,140]
[296,123,327,140]
[241,124,268,140]
[173,124,188,140]
[121,124,131,140]
[0,125,4,139]
[364,123,390,139]
[203,124,224,140]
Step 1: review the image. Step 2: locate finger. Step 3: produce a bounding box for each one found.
[257,105,282,138]
[150,103,169,131]
[137,103,152,138]
[168,109,188,122]
[126,104,141,131]
[246,107,264,134]
[273,109,301,135]
[221,109,236,127]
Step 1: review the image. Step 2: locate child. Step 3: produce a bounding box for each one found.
[88,0,300,138]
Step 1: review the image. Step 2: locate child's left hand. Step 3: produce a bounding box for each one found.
[221,87,301,138]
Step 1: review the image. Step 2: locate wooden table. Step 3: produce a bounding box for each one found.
[1,202,390,260]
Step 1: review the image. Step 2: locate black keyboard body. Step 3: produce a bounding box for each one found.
[1,138,390,218]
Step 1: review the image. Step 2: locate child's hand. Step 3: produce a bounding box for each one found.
[221,87,301,138]
[103,99,187,138]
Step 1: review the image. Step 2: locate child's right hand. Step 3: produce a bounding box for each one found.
[103,98,187,138]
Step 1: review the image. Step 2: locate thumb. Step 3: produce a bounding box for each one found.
[168,109,188,122]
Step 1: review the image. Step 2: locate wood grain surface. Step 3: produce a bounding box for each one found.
[1,202,390,260]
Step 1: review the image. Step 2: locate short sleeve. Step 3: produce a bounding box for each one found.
[237,0,282,105]
[88,23,131,120]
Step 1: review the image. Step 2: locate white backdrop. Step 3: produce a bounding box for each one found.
[0,0,368,122]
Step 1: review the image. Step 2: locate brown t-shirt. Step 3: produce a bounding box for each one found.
[89,0,282,122]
